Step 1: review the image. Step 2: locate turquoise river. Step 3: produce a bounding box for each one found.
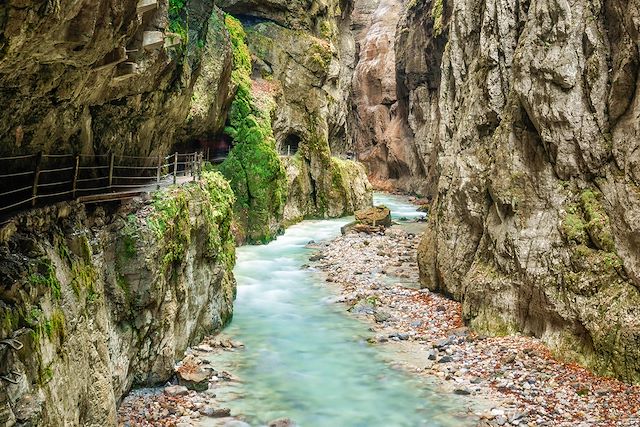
[200,194,474,426]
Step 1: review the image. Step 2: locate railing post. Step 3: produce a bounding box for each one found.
[198,152,203,179]
[173,152,178,185]
[192,152,196,181]
[72,155,80,199]
[108,153,115,190]
[288,145,291,157]
[31,152,42,207]
[156,155,162,190]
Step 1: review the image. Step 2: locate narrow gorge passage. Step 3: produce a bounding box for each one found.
[198,195,472,426]
[3,0,640,425]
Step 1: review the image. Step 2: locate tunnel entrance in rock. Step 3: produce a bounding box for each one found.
[282,134,301,156]
[235,14,273,28]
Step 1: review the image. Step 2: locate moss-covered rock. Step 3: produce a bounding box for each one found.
[217,16,287,244]
[0,173,236,425]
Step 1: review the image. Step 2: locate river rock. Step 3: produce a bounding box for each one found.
[453,387,471,396]
[164,385,190,397]
[349,299,375,315]
[374,310,391,322]
[200,406,231,417]
[268,417,296,427]
[355,206,391,228]
[177,356,211,392]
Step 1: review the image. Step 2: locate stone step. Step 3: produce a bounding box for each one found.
[142,31,164,50]
[112,62,138,82]
[93,47,127,71]
[136,0,158,15]
[164,32,182,48]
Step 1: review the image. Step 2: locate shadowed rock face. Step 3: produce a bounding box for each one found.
[350,0,427,194]
[396,0,640,383]
[0,0,233,159]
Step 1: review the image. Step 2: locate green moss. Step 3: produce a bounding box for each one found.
[28,259,61,300]
[116,273,131,300]
[562,208,588,244]
[319,20,333,39]
[50,309,66,340]
[70,262,97,298]
[56,240,71,264]
[580,189,615,252]
[38,364,54,386]
[148,190,191,271]
[168,0,188,43]
[225,15,252,86]
[307,41,332,72]
[198,172,236,267]
[561,189,615,250]
[1,307,20,333]
[470,307,518,337]
[219,15,287,243]
[121,214,139,259]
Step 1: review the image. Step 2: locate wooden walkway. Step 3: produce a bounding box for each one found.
[0,152,209,225]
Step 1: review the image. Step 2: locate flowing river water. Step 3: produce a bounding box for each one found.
[199,194,474,427]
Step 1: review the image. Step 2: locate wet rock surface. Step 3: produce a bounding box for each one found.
[0,1,233,159]
[349,0,426,194]
[312,223,640,426]
[355,206,391,228]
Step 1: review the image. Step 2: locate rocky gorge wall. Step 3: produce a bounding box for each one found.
[394,0,640,383]
[0,0,234,159]
[216,1,373,241]
[350,0,428,194]
[0,172,236,426]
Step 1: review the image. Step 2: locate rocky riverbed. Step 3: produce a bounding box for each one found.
[311,222,640,427]
[117,337,256,427]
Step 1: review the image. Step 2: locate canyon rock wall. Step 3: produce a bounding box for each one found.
[0,172,236,426]
[218,0,373,228]
[350,0,427,193]
[0,0,233,159]
[399,0,640,383]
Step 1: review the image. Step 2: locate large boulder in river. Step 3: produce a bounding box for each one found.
[176,355,212,392]
[355,206,392,228]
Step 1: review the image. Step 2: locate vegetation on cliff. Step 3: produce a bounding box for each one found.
[0,172,237,425]
[218,15,287,244]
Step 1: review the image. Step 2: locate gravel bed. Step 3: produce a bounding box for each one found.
[313,226,640,427]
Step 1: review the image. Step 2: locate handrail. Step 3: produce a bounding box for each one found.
[0,150,221,222]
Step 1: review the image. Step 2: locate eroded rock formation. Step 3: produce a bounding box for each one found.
[396,0,640,383]
[350,0,427,193]
[218,0,373,231]
[0,0,233,158]
[0,172,236,425]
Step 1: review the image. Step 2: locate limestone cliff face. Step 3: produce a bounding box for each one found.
[0,0,233,158]
[219,0,373,224]
[399,0,640,383]
[350,0,427,193]
[0,172,236,426]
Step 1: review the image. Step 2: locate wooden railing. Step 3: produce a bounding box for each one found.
[0,151,213,223]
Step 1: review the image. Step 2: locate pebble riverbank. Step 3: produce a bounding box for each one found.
[311,223,640,427]
[117,337,261,427]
